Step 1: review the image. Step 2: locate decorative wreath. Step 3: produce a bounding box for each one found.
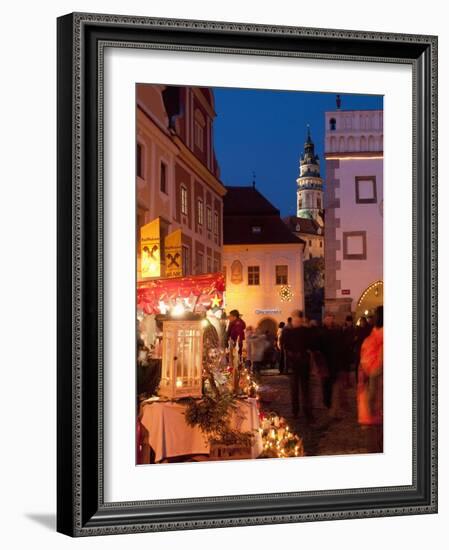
[279,285,294,302]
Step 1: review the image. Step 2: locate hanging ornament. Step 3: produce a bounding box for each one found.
[279,285,294,302]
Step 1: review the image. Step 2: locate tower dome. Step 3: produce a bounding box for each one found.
[296,126,324,221]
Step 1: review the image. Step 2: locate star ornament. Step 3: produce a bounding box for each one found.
[279,285,294,303]
[210,294,222,308]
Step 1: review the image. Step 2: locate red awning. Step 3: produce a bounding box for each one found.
[137,272,225,315]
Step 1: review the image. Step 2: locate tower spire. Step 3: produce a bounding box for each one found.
[296,125,324,222]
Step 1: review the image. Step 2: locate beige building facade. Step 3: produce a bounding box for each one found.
[222,185,305,334]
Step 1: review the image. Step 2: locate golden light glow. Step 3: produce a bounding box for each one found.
[172,303,185,317]
[324,155,383,161]
[357,280,383,306]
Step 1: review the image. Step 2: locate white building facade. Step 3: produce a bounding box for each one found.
[324,108,384,322]
[223,243,305,332]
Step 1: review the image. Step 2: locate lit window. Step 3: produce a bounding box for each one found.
[248,266,260,286]
[181,185,188,216]
[275,265,288,285]
[197,198,204,226]
[206,206,212,231]
[251,225,262,234]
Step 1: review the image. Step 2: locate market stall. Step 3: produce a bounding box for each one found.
[136,271,304,464]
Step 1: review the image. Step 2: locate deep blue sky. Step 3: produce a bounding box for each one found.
[212,88,383,217]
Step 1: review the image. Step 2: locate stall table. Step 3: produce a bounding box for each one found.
[139,397,262,463]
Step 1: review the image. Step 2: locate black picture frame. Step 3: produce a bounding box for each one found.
[57,12,438,537]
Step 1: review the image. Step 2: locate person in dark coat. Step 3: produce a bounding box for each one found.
[283,309,312,419]
[341,315,356,385]
[226,309,246,358]
[320,313,343,410]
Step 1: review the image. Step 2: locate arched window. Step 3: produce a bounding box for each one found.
[348,136,355,151]
[360,135,367,151]
[330,136,336,152]
[329,118,336,131]
[368,135,375,151]
[339,136,345,152]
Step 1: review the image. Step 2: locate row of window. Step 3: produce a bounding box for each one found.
[180,245,220,276]
[298,196,322,209]
[329,113,383,131]
[225,264,289,286]
[136,143,169,195]
[180,186,219,235]
[306,239,323,248]
[137,143,220,236]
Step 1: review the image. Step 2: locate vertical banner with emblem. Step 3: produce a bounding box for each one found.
[165,229,183,278]
[140,218,161,278]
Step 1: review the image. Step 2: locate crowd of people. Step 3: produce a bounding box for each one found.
[225,307,383,428]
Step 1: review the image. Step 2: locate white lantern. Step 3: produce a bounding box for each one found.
[159,320,203,399]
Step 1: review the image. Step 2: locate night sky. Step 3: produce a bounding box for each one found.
[212,88,383,217]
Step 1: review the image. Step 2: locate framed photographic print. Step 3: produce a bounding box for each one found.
[57,12,438,536]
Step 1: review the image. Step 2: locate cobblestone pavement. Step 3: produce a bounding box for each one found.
[258,368,383,457]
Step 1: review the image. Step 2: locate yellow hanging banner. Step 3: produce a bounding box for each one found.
[165,229,183,278]
[140,218,161,278]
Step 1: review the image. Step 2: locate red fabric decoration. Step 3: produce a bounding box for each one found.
[137,272,225,315]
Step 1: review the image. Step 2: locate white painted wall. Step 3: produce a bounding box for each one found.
[335,157,384,305]
[223,243,304,327]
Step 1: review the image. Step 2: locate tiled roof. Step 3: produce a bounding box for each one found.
[223,186,305,246]
[283,215,323,236]
[223,186,280,216]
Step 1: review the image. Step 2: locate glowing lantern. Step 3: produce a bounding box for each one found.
[159,320,203,399]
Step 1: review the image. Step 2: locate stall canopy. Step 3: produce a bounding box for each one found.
[137,272,225,315]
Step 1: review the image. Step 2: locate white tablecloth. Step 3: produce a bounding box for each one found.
[140,397,262,463]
